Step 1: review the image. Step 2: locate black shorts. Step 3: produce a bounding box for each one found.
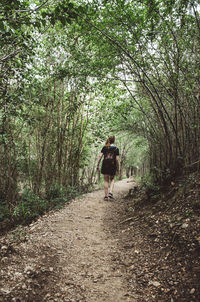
[101,159,116,176]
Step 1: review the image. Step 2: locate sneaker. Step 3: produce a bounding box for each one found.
[104,196,109,201]
[108,193,114,199]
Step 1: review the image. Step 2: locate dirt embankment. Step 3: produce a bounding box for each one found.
[112,174,200,302]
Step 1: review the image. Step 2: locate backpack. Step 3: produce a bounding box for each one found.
[104,147,117,164]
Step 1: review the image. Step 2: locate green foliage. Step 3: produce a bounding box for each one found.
[1,0,200,230]
[47,184,79,209]
[47,184,67,200]
[140,172,161,201]
[13,190,48,222]
[124,136,148,169]
[0,203,10,222]
[0,184,79,227]
[141,173,158,190]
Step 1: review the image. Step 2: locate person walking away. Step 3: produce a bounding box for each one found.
[96,136,119,200]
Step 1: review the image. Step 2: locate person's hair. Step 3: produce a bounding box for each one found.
[105,136,115,148]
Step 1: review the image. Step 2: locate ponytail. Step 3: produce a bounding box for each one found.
[105,136,115,149]
[105,138,111,149]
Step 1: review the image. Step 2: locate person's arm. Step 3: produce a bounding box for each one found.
[96,153,103,170]
[116,155,119,173]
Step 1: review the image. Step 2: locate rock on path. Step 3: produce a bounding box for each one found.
[0,179,136,302]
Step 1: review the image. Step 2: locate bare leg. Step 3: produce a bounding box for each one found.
[104,175,109,197]
[109,175,115,194]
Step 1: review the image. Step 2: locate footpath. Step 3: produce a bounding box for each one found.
[0,179,135,302]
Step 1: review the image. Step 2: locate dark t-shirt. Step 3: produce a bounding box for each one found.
[100,145,119,175]
[101,145,119,157]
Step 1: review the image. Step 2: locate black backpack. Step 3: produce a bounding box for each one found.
[104,147,117,164]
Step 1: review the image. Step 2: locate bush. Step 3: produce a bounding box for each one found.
[1,185,79,230]
[0,202,10,222]
[66,186,78,199]
[13,189,48,222]
[140,173,161,201]
[46,184,67,200]
[47,184,79,209]
[141,173,160,191]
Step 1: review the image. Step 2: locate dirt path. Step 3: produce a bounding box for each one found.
[0,179,136,302]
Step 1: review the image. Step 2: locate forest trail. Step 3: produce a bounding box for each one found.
[0,179,136,302]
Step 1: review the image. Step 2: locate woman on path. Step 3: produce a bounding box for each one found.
[96,136,119,201]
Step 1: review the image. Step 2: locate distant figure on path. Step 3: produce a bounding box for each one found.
[96,136,119,201]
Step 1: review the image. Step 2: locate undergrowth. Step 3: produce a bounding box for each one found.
[0,184,79,233]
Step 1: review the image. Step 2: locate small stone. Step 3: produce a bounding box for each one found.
[1,245,7,251]
[30,226,36,231]
[190,288,195,294]
[2,287,11,295]
[22,283,27,289]
[149,280,161,287]
[196,237,200,243]
[27,278,32,283]
[49,267,54,272]
[15,272,22,278]
[181,223,189,228]
[55,293,61,297]
[24,265,34,274]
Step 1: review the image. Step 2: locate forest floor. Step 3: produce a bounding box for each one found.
[0,176,199,302]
